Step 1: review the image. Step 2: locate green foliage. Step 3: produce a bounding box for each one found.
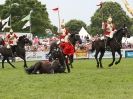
[90,2,132,36]
[50,24,58,34]
[65,19,87,33]
[0,0,54,37]
[0,59,133,99]
[130,18,133,35]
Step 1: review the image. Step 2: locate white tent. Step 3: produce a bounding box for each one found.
[122,36,133,44]
[79,27,91,39]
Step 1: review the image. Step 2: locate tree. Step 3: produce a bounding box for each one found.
[90,2,132,36]
[65,19,87,33]
[130,18,133,35]
[0,0,52,37]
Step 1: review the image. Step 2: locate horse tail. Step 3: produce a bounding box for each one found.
[90,41,95,53]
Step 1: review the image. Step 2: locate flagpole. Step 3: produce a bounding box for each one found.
[30,14,31,33]
[10,14,11,28]
[30,10,32,33]
[57,8,61,33]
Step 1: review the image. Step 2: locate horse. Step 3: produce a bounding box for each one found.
[25,49,66,74]
[0,35,32,68]
[48,33,82,73]
[91,25,130,68]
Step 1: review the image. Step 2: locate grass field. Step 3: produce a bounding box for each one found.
[0,58,133,99]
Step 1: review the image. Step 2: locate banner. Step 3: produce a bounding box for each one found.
[75,49,88,59]
[26,51,49,61]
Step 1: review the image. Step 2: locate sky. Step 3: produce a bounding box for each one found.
[0,0,133,27]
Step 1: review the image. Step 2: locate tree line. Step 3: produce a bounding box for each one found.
[0,1,132,37]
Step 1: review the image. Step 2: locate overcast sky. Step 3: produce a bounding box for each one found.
[0,0,133,26]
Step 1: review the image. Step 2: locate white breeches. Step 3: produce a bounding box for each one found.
[109,31,115,38]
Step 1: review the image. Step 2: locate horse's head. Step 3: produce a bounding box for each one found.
[18,35,32,46]
[114,24,130,42]
[69,33,82,45]
[121,24,130,38]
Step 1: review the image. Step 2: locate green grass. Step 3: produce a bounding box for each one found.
[0,58,133,99]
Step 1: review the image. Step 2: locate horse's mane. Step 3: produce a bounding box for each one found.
[17,35,32,47]
[113,27,123,38]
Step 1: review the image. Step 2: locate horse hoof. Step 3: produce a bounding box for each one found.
[115,62,119,65]
[96,65,99,68]
[108,64,113,67]
[100,66,104,69]
[24,66,28,68]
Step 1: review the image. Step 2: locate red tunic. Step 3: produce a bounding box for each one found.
[6,33,18,45]
[59,42,75,56]
[102,22,115,36]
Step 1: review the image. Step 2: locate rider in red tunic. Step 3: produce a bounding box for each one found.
[59,19,69,42]
[6,29,18,47]
[59,36,75,56]
[102,15,116,39]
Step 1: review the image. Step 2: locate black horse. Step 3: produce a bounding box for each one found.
[0,35,32,68]
[48,33,82,73]
[25,49,66,74]
[91,25,130,68]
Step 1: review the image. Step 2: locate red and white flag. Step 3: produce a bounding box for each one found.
[52,7,59,11]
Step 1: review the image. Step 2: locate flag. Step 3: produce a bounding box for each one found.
[21,14,30,21]
[2,15,11,25]
[30,9,33,14]
[22,21,30,29]
[2,21,10,31]
[21,10,33,21]
[97,2,103,9]
[52,7,59,11]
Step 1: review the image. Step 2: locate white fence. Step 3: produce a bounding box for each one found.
[3,49,133,62]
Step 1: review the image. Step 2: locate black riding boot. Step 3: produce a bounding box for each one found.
[107,37,112,44]
[105,37,112,51]
[11,45,17,62]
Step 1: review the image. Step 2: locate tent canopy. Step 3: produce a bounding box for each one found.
[79,27,91,39]
[122,36,133,44]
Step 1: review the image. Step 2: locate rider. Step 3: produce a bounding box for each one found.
[59,19,69,42]
[102,15,117,42]
[5,28,18,56]
[59,36,75,56]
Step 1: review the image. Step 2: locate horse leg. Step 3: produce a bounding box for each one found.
[115,50,122,65]
[19,55,27,68]
[23,58,28,68]
[6,58,16,68]
[95,51,99,68]
[109,50,115,67]
[65,57,70,73]
[2,57,6,68]
[68,55,73,68]
[99,50,105,68]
